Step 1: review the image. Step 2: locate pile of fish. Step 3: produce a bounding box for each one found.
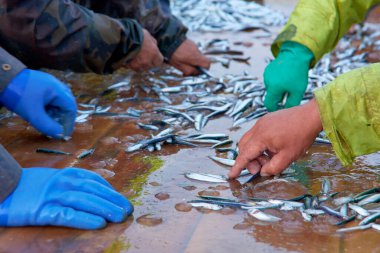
[186,177,380,233]
[307,24,379,91]
[172,0,286,32]
[124,65,329,152]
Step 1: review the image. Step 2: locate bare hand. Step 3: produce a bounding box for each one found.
[229,99,323,178]
[169,39,211,76]
[126,29,163,71]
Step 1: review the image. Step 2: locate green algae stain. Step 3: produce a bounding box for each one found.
[124,155,164,206]
[104,237,131,253]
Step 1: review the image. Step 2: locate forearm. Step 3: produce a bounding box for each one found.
[315,63,380,165]
[0,145,22,203]
[0,0,143,74]
[0,47,26,93]
[272,0,380,66]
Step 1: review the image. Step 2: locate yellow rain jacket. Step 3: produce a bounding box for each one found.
[272,0,380,165]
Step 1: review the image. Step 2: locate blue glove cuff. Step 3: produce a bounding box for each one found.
[0,195,11,226]
[0,69,29,110]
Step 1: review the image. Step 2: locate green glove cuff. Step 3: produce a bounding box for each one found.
[279,41,315,65]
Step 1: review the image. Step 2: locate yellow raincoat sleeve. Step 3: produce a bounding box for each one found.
[314,63,380,165]
[271,0,380,66]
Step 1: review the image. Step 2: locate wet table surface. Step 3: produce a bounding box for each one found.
[1,1,380,253]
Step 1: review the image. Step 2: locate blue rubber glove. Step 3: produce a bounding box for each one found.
[263,41,314,111]
[0,168,133,230]
[0,69,77,139]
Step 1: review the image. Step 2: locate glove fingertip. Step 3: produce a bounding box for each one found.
[124,200,134,216]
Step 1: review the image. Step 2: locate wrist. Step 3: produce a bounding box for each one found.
[0,69,30,110]
[280,41,314,65]
[303,98,323,134]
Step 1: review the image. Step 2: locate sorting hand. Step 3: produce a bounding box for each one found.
[0,69,77,139]
[126,29,164,71]
[0,167,133,230]
[263,41,314,111]
[229,99,322,179]
[169,39,211,76]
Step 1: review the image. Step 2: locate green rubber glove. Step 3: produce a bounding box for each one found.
[263,41,314,111]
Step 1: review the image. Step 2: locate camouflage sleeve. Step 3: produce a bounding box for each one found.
[76,0,188,60]
[0,145,22,203]
[0,0,144,74]
[0,47,26,93]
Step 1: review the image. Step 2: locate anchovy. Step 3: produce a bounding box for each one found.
[241,171,260,184]
[348,203,370,216]
[321,178,331,195]
[189,202,222,210]
[304,209,325,215]
[77,148,95,159]
[187,139,221,144]
[247,208,281,222]
[336,223,373,233]
[125,134,175,153]
[314,137,331,144]
[161,86,183,93]
[318,205,344,219]
[208,156,235,166]
[340,204,348,218]
[372,223,380,231]
[36,148,71,156]
[194,114,207,131]
[211,139,233,148]
[95,105,112,113]
[191,133,228,140]
[359,212,380,225]
[300,208,312,222]
[358,193,380,206]
[126,107,143,117]
[197,195,239,203]
[189,199,250,208]
[354,187,380,199]
[172,136,198,147]
[76,114,90,123]
[106,81,130,90]
[229,99,251,117]
[333,196,353,205]
[137,123,159,131]
[156,108,194,123]
[156,128,175,137]
[184,172,228,183]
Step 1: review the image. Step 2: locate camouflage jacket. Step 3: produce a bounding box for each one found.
[0,145,22,203]
[0,0,188,91]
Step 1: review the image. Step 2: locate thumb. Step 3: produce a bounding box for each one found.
[264,90,284,112]
[29,105,65,139]
[284,91,304,108]
[260,151,292,176]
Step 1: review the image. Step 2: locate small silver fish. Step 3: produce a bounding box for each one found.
[190,202,222,210]
[348,203,370,216]
[208,156,235,166]
[185,172,228,183]
[358,193,380,206]
[336,223,373,233]
[247,208,281,222]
